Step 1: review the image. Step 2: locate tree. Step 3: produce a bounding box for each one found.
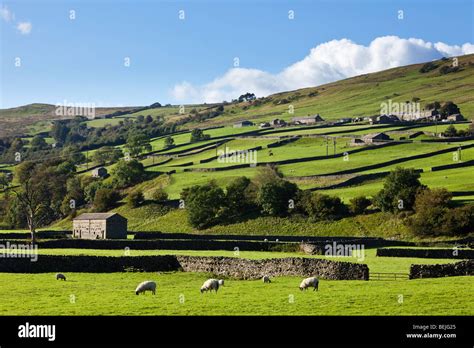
[185,183,225,229]
[442,125,458,137]
[50,121,69,144]
[0,173,10,190]
[349,196,372,215]
[92,146,123,165]
[257,180,298,216]
[111,159,146,188]
[164,136,175,149]
[190,129,210,143]
[224,177,255,220]
[440,101,460,117]
[374,168,425,212]
[30,136,48,150]
[128,190,144,208]
[61,145,85,165]
[238,93,256,102]
[11,164,50,243]
[93,188,120,212]
[125,132,152,157]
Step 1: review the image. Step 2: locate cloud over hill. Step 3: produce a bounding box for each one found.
[171,36,474,103]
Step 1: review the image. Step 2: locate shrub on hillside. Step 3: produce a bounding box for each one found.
[299,192,348,221]
[151,188,169,202]
[405,188,473,237]
[419,62,438,73]
[349,196,372,215]
[93,188,121,212]
[128,190,144,208]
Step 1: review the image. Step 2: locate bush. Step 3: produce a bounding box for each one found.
[349,196,372,215]
[128,190,144,208]
[299,192,348,221]
[151,188,169,202]
[93,188,121,212]
[439,65,460,75]
[405,188,474,237]
[419,62,438,73]
[224,177,256,219]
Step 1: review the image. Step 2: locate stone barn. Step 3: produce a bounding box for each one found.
[73,213,127,239]
[91,167,108,178]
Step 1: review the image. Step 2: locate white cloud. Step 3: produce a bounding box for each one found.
[17,21,32,35]
[171,36,474,104]
[0,5,14,22]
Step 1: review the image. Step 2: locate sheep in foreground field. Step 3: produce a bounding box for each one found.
[299,277,319,291]
[56,273,66,281]
[200,279,220,293]
[262,275,271,283]
[135,281,156,295]
[218,279,224,286]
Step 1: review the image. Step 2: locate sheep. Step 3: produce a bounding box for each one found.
[262,275,271,283]
[299,277,319,291]
[135,281,156,295]
[200,279,220,293]
[218,279,224,286]
[56,273,66,281]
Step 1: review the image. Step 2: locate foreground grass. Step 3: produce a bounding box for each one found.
[0,272,471,315]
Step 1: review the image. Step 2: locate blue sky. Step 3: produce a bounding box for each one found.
[1,0,473,108]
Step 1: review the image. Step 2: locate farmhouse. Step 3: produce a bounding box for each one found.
[91,167,108,178]
[362,133,392,143]
[73,213,127,239]
[233,120,254,128]
[377,114,400,124]
[446,114,464,122]
[351,132,392,146]
[292,114,324,124]
[270,118,287,127]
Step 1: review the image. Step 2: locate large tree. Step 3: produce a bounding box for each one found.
[374,167,425,212]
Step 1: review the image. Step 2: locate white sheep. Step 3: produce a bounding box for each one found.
[200,279,220,293]
[262,275,271,283]
[299,277,319,291]
[56,273,66,281]
[135,281,156,295]
[218,279,224,286]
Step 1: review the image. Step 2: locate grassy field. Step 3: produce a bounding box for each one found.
[0,271,471,315]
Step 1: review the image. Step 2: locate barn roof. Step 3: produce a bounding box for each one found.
[73,213,122,220]
[362,132,388,140]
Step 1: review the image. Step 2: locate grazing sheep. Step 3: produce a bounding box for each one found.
[135,281,156,295]
[200,279,220,293]
[218,279,224,286]
[299,277,319,291]
[262,275,271,283]
[56,273,66,281]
